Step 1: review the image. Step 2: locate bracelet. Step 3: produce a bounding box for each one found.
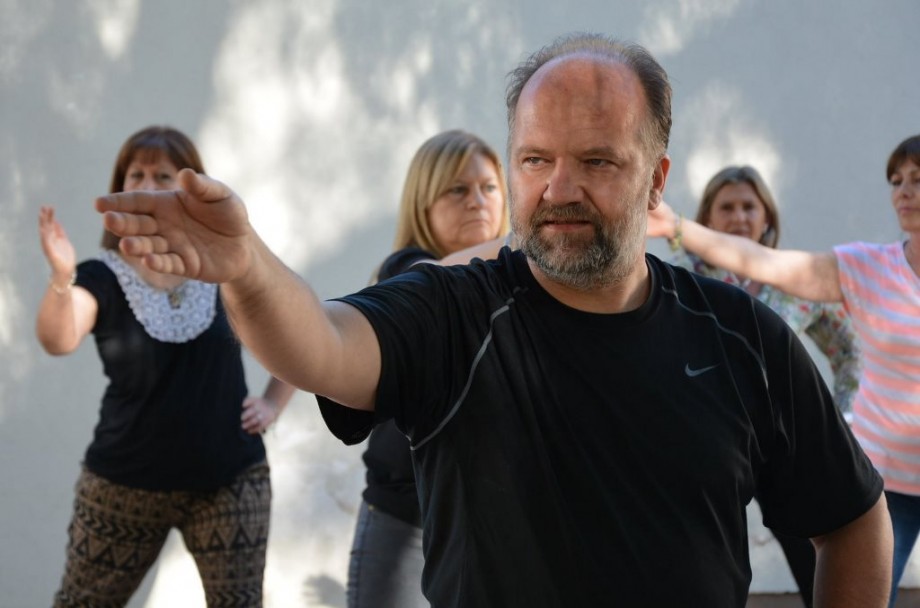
[50,271,77,295]
[667,213,683,252]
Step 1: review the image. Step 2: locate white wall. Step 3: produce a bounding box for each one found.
[2,1,917,605]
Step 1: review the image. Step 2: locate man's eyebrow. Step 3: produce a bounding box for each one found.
[513,145,551,157]
[581,145,625,160]
[511,145,628,161]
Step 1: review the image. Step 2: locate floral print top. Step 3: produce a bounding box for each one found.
[670,251,860,413]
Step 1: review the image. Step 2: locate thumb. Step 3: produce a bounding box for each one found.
[177,169,234,203]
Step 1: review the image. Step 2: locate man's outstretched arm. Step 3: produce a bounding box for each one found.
[97,169,381,410]
[812,494,893,607]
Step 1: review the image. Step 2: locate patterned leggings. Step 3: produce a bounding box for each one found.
[52,462,271,608]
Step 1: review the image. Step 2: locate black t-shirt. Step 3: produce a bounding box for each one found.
[77,259,265,491]
[362,247,436,526]
[318,249,881,607]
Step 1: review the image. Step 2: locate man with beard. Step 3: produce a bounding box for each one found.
[97,33,890,607]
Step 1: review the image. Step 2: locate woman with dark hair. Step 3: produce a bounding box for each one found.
[37,126,294,607]
[342,129,509,608]
[649,136,920,607]
[668,165,860,607]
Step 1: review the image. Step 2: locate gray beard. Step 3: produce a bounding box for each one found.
[513,200,646,290]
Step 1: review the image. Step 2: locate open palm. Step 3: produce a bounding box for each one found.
[38,206,77,275]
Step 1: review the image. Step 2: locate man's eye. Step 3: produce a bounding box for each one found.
[586,159,609,167]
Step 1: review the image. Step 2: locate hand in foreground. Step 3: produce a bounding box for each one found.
[241,396,279,435]
[646,200,679,239]
[95,169,254,283]
[38,206,77,276]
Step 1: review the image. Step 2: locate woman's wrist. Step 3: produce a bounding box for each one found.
[667,213,683,252]
[49,270,77,295]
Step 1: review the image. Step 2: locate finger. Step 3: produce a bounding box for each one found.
[117,235,155,256]
[38,207,56,232]
[146,235,172,254]
[116,239,188,275]
[102,210,162,238]
[141,252,189,275]
[241,414,262,434]
[178,169,233,203]
[95,190,175,215]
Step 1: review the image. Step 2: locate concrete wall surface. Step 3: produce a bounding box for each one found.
[1,1,918,605]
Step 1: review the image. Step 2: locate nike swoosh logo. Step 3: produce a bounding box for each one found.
[684,363,718,377]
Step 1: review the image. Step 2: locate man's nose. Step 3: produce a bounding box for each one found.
[544,162,580,203]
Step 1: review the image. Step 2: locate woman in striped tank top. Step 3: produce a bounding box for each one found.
[648,134,920,607]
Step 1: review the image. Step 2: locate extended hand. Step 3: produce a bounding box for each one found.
[95,169,254,283]
[647,200,678,239]
[38,206,77,276]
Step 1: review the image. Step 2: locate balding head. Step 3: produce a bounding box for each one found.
[506,33,671,162]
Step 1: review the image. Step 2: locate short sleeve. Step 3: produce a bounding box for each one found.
[754,308,882,537]
[316,247,441,444]
[316,266,462,445]
[316,396,377,445]
[75,259,117,332]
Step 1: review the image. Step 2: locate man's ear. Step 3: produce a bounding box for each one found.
[648,154,670,211]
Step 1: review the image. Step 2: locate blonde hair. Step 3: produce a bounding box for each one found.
[392,130,510,258]
[695,165,781,248]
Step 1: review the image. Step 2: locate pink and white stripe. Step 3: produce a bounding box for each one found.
[836,241,920,495]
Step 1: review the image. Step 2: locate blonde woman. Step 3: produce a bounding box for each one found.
[335,130,509,608]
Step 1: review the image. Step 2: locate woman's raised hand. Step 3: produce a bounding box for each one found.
[647,200,679,239]
[38,206,77,278]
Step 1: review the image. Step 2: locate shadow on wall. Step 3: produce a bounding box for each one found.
[196,0,521,279]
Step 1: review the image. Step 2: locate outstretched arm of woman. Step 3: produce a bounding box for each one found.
[436,233,514,266]
[648,202,844,302]
[35,206,98,354]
